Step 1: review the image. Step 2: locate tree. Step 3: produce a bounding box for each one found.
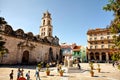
[0,36,8,63]
[0,17,8,64]
[103,0,120,69]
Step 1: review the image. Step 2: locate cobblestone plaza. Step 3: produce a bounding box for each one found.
[0,63,120,80]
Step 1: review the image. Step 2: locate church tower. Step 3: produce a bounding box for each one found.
[39,11,53,38]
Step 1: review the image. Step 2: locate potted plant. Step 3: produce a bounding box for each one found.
[97,64,101,73]
[37,62,43,71]
[46,63,50,76]
[59,69,64,76]
[46,68,50,76]
[89,62,94,70]
[90,70,94,77]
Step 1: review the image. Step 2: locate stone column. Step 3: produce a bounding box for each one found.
[64,58,68,67]
[99,53,102,61]
[93,53,96,60]
[106,52,109,62]
[88,53,90,61]
[68,59,73,67]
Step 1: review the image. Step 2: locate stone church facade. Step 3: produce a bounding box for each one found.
[0,11,62,64]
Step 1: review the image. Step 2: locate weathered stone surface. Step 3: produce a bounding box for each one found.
[0,34,61,64]
[0,16,61,64]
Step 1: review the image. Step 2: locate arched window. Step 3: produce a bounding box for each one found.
[48,20,50,25]
[43,20,45,25]
[44,32,45,36]
[49,28,51,31]
[49,33,51,36]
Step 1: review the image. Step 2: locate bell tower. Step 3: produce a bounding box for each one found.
[39,11,53,38]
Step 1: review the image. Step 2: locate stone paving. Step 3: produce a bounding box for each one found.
[0,63,120,80]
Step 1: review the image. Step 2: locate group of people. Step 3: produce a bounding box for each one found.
[112,61,120,67]
[9,67,41,80]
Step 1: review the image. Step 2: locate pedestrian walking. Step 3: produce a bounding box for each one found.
[76,60,81,69]
[26,71,30,80]
[9,70,14,80]
[35,67,40,80]
[17,68,21,80]
[112,61,115,67]
[21,67,24,77]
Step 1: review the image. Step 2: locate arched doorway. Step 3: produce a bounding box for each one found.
[102,52,106,62]
[48,47,54,62]
[108,53,112,61]
[95,52,99,60]
[90,52,94,60]
[22,50,29,64]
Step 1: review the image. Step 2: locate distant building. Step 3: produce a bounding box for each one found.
[0,11,62,64]
[72,46,87,62]
[60,43,73,59]
[61,43,87,62]
[87,28,117,62]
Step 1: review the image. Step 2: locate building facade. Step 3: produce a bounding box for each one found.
[60,43,74,59]
[0,11,62,64]
[87,28,116,62]
[61,43,87,62]
[72,46,87,62]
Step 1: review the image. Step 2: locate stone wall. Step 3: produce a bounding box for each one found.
[0,34,60,64]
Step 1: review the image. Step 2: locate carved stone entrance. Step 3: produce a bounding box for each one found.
[22,50,29,64]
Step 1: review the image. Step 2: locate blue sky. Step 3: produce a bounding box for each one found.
[0,0,114,46]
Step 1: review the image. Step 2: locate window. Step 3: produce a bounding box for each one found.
[108,41,111,43]
[107,36,110,39]
[101,41,104,44]
[49,28,51,31]
[90,42,92,44]
[101,45,104,48]
[94,34,97,36]
[44,32,45,35]
[48,20,50,25]
[95,42,97,44]
[94,37,97,40]
[43,20,45,25]
[90,34,92,36]
[90,38,92,41]
[44,28,45,30]
[95,45,97,49]
[101,37,103,40]
[107,32,110,35]
[49,33,51,36]
[90,46,93,49]
[108,45,111,48]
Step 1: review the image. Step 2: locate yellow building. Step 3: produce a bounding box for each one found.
[87,28,116,62]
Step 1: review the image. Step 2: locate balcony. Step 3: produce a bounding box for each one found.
[87,38,113,43]
[87,48,115,52]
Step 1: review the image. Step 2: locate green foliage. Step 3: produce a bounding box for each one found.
[104,0,120,70]
[112,52,120,61]
[118,65,120,69]
[0,36,8,63]
[103,0,120,17]
[0,37,8,56]
[46,63,49,68]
